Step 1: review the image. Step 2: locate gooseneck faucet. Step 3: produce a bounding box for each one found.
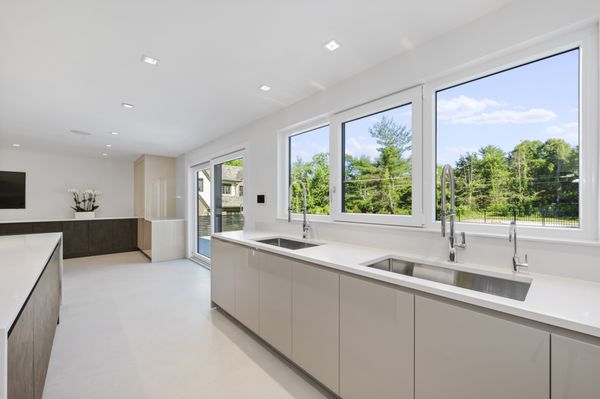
[288,180,310,239]
[440,164,466,262]
[509,220,528,272]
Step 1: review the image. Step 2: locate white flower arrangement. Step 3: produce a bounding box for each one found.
[67,188,102,212]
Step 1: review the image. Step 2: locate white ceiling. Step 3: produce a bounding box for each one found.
[0,0,515,160]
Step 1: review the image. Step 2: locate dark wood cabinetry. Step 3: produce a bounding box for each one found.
[88,220,114,255]
[32,222,62,234]
[32,247,60,399]
[7,300,34,399]
[0,218,138,258]
[62,221,90,258]
[8,243,60,399]
[112,219,137,252]
[0,223,33,236]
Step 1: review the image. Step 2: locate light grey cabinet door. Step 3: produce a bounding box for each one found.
[211,239,243,315]
[259,252,293,358]
[552,334,600,399]
[234,249,260,333]
[340,275,414,399]
[292,261,340,394]
[415,296,549,399]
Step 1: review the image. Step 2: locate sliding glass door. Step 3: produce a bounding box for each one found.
[191,151,244,265]
[213,156,244,233]
[193,163,212,261]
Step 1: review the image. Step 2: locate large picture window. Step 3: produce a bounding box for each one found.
[436,49,580,228]
[331,87,423,225]
[343,104,413,215]
[288,125,330,215]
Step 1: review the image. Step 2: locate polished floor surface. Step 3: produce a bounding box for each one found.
[44,252,327,399]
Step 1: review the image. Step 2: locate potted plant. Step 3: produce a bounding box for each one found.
[67,188,102,219]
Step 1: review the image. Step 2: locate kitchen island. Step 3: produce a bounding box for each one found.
[0,233,62,399]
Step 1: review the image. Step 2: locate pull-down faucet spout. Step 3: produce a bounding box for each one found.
[288,180,310,239]
[440,164,466,262]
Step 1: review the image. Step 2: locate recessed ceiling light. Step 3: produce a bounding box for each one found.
[141,55,159,65]
[324,40,341,51]
[105,144,112,148]
[111,131,119,136]
[102,153,108,157]
[121,102,134,109]
[259,85,271,92]
[12,143,20,148]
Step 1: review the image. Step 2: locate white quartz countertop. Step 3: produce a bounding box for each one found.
[214,230,600,338]
[0,233,61,331]
[0,216,138,224]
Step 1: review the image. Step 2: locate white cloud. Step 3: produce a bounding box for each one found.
[546,122,579,145]
[345,136,379,159]
[438,95,557,125]
[452,108,557,125]
[437,95,500,120]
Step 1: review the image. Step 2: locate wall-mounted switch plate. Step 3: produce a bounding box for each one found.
[257,194,265,204]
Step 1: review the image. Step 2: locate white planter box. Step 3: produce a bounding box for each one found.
[74,211,96,219]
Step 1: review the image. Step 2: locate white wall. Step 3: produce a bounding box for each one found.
[181,0,600,281]
[0,149,133,221]
[175,154,186,219]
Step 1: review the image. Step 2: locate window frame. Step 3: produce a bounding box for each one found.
[221,183,233,196]
[279,119,332,221]
[330,87,424,226]
[422,25,598,241]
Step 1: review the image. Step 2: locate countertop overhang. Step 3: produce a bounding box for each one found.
[0,233,62,331]
[213,230,600,338]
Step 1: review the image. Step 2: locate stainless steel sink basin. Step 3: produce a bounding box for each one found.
[366,258,531,301]
[254,237,320,250]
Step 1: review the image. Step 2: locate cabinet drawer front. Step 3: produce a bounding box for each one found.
[292,262,339,394]
[210,239,239,315]
[234,250,260,333]
[415,296,549,399]
[552,334,600,399]
[259,253,293,358]
[340,275,414,399]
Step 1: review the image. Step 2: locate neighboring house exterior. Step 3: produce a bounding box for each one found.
[197,170,211,216]
[197,165,243,216]
[220,165,243,213]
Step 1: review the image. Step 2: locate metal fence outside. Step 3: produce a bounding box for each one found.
[454,207,579,228]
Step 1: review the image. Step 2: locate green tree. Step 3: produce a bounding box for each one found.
[344,115,412,215]
[290,153,330,214]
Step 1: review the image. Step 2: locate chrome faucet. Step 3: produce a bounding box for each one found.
[509,220,528,272]
[440,164,466,262]
[288,180,310,239]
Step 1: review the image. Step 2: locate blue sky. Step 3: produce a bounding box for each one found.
[289,48,579,166]
[437,48,579,165]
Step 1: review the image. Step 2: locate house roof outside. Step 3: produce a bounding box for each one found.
[222,165,243,183]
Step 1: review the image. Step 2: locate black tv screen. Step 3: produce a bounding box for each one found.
[0,171,26,209]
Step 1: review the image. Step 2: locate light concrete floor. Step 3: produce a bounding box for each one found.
[44,251,328,399]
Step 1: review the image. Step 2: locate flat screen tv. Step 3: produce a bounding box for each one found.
[0,171,26,209]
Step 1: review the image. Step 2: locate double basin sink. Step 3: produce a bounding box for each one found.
[253,236,531,301]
